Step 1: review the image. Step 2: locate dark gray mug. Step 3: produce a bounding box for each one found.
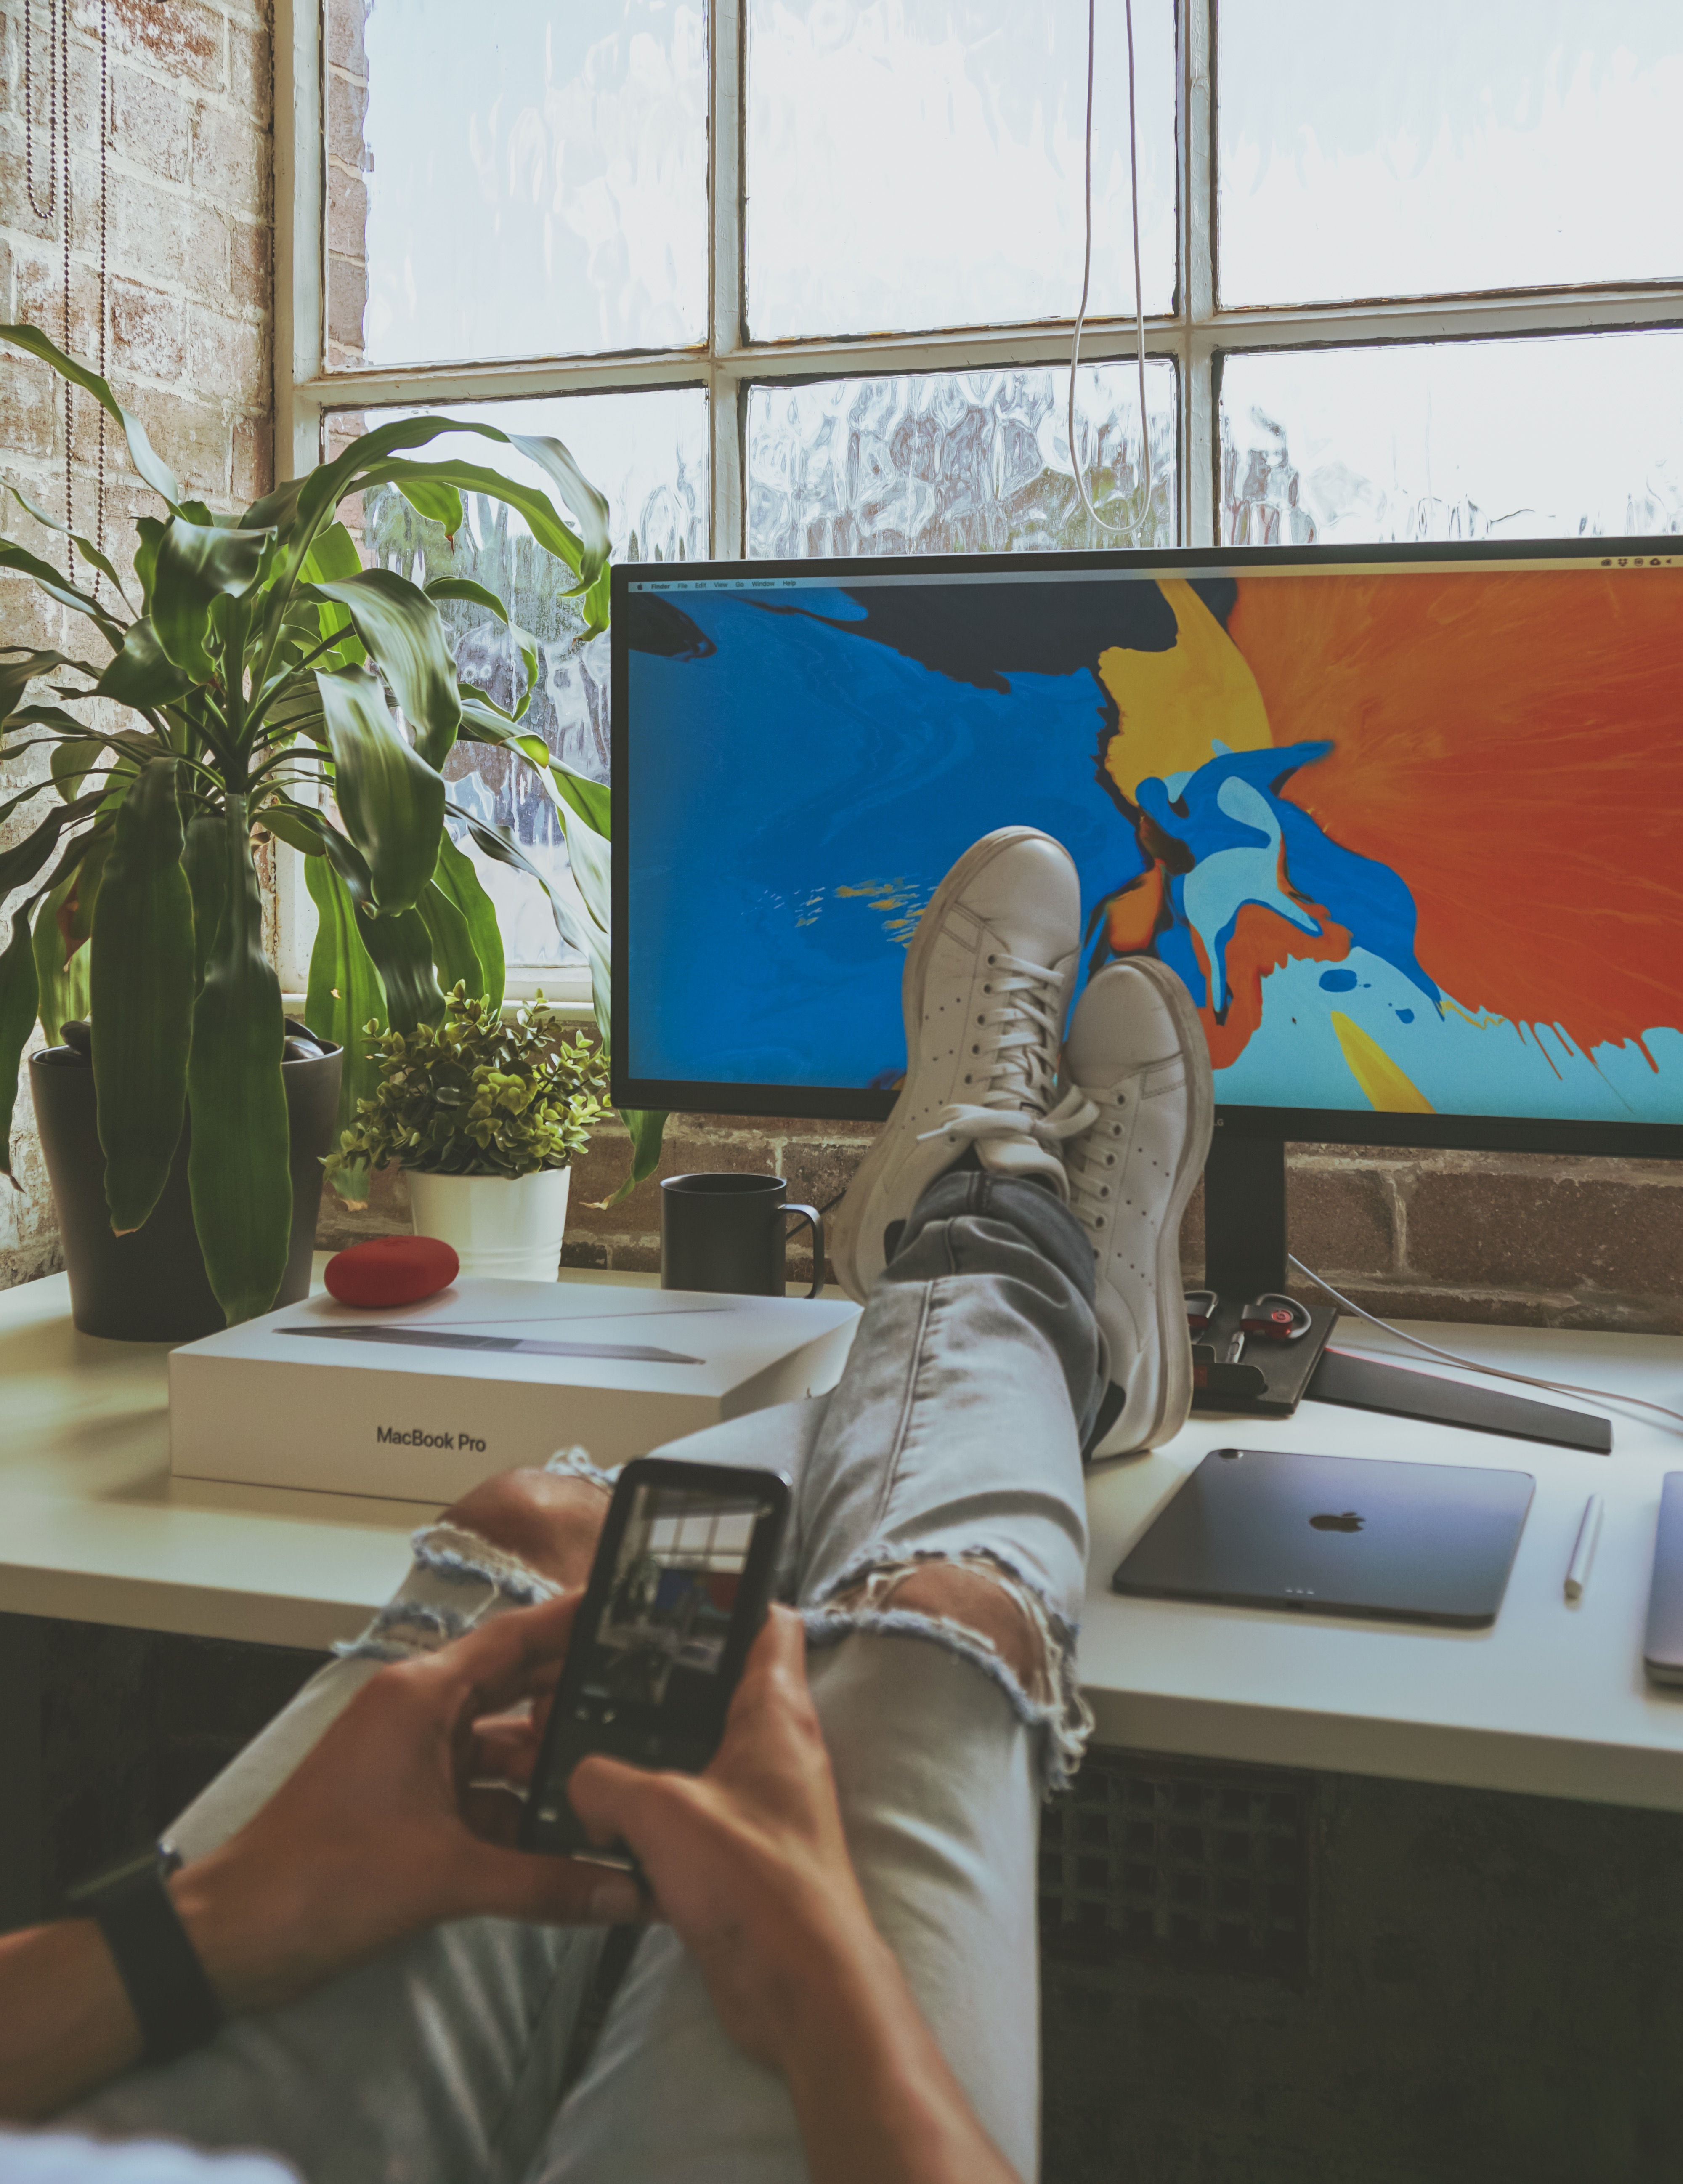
[659,1173,825,1298]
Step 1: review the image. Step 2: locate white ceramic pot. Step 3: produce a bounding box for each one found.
[406,1166,573,1283]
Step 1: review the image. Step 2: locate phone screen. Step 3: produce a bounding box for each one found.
[522,1461,789,1858]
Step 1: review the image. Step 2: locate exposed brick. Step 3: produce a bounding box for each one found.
[327,170,366,261]
[228,19,271,128]
[326,250,365,352]
[135,385,229,497]
[325,66,367,170]
[109,274,186,380]
[109,62,192,184]
[0,354,61,460]
[110,0,225,92]
[566,1124,785,1239]
[186,300,263,392]
[1405,1169,1683,1300]
[231,412,271,503]
[560,1237,608,1271]
[780,1138,868,1218]
[325,0,369,77]
[228,215,269,313]
[190,98,265,215]
[1287,1162,1395,1278]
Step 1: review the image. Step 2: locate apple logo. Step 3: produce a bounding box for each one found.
[1310,1511,1364,1533]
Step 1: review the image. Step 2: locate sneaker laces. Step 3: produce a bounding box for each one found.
[916,951,1097,1152]
[1064,1087,1126,1238]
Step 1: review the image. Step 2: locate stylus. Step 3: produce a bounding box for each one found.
[1564,1494,1603,1601]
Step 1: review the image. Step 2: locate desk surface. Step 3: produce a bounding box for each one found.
[6,1266,1683,1811]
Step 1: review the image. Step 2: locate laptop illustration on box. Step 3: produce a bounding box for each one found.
[1112,1447,1534,1629]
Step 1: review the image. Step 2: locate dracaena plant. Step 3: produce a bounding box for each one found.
[0,324,665,1325]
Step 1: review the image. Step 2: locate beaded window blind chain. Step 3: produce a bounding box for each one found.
[22,0,110,585]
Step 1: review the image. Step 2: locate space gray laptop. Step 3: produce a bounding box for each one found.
[1642,1472,1683,1686]
[1112,1447,1535,1629]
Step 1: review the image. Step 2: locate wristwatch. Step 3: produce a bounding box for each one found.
[70,1845,224,2065]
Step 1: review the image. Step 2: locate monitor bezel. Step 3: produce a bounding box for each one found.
[610,534,1683,1161]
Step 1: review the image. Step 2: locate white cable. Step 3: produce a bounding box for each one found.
[1288,1253,1683,1435]
[1069,0,1152,541]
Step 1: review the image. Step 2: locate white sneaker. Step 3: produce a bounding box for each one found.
[829,827,1091,1302]
[1063,957,1215,1457]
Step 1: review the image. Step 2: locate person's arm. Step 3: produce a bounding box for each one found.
[568,1607,1021,2184]
[0,1593,639,2123]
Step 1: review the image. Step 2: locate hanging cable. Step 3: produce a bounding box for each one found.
[1069,0,1153,542]
[1289,1252,1683,1435]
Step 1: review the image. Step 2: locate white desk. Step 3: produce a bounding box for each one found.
[6,1267,1683,1810]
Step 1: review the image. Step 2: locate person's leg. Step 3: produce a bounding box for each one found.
[66,1474,619,2184]
[538,1162,1098,2184]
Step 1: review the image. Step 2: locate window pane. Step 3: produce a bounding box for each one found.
[327,390,708,965]
[746,0,1176,342]
[747,363,1177,558]
[326,0,708,370]
[1218,0,1683,308]
[1221,332,1683,547]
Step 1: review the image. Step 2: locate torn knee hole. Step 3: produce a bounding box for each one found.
[826,1555,1054,1702]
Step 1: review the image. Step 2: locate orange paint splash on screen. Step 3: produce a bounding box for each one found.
[1227,569,1683,1059]
[1198,899,1354,1071]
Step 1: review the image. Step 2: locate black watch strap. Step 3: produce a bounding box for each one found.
[72,1847,224,2066]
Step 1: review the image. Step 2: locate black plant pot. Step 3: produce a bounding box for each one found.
[29,1029,342,1342]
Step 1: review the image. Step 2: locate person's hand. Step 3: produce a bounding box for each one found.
[172,1593,642,2017]
[566,1605,889,2073]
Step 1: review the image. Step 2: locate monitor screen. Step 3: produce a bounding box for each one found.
[613,541,1683,1154]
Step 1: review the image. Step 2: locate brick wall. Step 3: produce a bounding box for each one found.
[0,0,273,1289]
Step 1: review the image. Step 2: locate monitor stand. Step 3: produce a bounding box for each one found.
[1196,1133,1610,1454]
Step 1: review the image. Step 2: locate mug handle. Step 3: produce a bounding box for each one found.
[783,1203,825,1299]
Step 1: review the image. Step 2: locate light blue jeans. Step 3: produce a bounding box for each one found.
[69,1173,1098,2184]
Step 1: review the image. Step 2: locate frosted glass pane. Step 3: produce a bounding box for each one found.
[747,363,1177,558]
[1221,334,1683,547]
[329,0,707,370]
[335,389,708,965]
[1218,0,1683,307]
[746,0,1176,341]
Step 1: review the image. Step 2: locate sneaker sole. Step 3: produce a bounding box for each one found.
[1091,954,1216,1456]
[829,825,1069,1301]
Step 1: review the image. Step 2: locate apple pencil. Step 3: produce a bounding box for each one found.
[1564,1493,1603,1601]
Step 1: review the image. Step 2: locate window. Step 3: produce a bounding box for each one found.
[273,0,1683,993]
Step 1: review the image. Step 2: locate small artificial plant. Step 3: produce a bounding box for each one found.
[0,324,666,1323]
[324,986,609,1185]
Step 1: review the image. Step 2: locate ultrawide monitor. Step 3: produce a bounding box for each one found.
[612,540,1683,1158]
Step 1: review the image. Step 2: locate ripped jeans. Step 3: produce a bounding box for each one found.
[71,1170,1098,2184]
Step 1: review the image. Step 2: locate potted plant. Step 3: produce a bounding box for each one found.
[324,985,608,1279]
[0,324,665,1336]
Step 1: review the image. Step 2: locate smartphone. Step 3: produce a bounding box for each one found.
[520,1456,791,1861]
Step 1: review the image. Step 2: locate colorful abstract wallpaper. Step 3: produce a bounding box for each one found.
[622,562,1683,1124]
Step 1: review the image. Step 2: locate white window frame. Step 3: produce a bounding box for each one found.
[271,0,1683,1002]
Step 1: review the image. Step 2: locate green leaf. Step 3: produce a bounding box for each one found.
[133,517,166,612]
[0,322,183,507]
[552,760,611,837]
[301,522,364,584]
[95,618,194,711]
[187,800,291,1323]
[152,517,271,682]
[260,800,329,856]
[0,778,49,831]
[311,816,444,1034]
[360,458,597,594]
[31,869,91,1049]
[433,829,505,1015]
[447,803,597,969]
[0,907,41,1180]
[50,738,106,802]
[316,670,446,913]
[425,576,509,624]
[3,702,105,740]
[6,488,134,608]
[0,541,124,642]
[303,851,387,1189]
[305,568,462,768]
[89,758,196,1235]
[559,804,612,934]
[396,476,464,533]
[61,827,113,955]
[0,795,99,901]
[416,877,484,1004]
[608,1107,669,1206]
[1,647,100,723]
[182,809,227,990]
